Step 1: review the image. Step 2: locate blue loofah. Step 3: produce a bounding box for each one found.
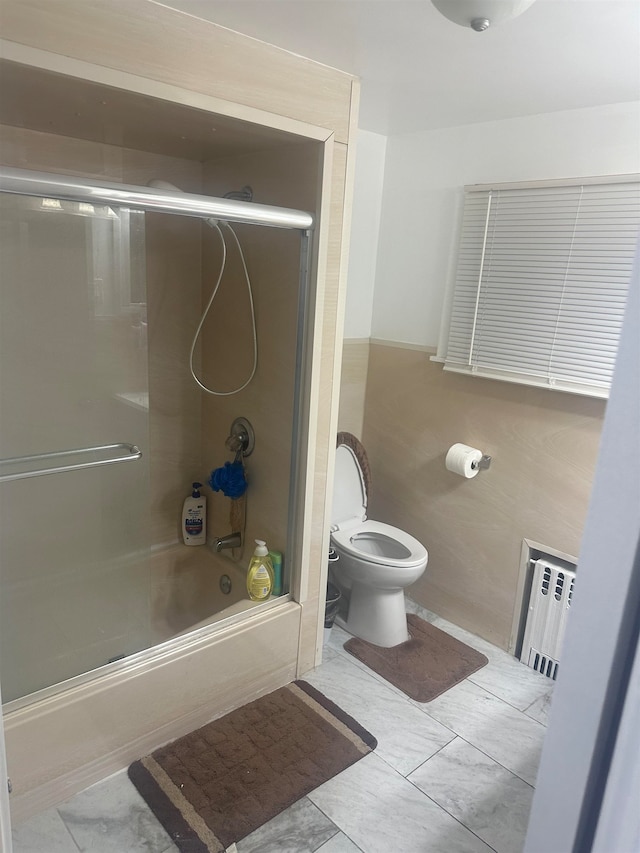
[208,461,247,499]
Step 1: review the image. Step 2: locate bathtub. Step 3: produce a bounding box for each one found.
[147,543,257,642]
[4,543,301,823]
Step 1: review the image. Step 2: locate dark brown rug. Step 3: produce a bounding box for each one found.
[344,613,488,702]
[128,680,376,852]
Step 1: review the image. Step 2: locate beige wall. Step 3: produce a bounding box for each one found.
[337,339,370,438]
[145,212,204,546]
[339,341,604,650]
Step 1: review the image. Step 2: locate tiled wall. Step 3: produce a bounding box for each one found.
[339,340,605,650]
[201,143,322,577]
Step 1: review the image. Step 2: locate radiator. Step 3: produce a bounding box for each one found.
[521,558,576,680]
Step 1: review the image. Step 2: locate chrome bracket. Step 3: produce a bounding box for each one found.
[472,454,492,471]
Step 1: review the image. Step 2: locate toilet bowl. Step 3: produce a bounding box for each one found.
[329,434,428,647]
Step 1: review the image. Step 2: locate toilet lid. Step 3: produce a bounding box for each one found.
[331,444,367,530]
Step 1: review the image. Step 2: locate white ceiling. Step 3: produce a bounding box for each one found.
[158,0,640,136]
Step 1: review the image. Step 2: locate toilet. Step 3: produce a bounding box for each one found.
[329,433,428,647]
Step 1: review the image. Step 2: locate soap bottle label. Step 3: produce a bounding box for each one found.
[248,564,271,600]
[185,507,203,535]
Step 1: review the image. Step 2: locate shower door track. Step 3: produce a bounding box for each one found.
[0,166,315,231]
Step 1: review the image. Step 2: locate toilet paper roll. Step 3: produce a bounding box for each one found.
[445,443,483,478]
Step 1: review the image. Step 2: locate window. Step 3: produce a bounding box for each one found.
[437,176,640,398]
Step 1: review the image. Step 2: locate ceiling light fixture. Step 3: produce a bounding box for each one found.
[431,0,536,31]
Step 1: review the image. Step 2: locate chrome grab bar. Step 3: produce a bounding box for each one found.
[0,443,142,483]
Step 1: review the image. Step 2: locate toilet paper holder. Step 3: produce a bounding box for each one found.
[472,454,492,471]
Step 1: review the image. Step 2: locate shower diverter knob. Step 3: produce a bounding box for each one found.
[226,417,255,457]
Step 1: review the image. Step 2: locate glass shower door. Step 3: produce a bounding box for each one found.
[0,192,151,703]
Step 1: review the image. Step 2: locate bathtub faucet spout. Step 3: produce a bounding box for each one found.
[214,532,242,551]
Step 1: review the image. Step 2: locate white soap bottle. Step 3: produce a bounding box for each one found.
[182,482,206,546]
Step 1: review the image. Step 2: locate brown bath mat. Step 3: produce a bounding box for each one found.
[344,613,488,702]
[128,680,376,852]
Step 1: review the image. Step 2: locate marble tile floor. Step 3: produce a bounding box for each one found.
[11,602,553,853]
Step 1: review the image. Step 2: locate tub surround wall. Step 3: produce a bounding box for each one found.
[201,142,321,569]
[0,0,358,820]
[145,212,204,547]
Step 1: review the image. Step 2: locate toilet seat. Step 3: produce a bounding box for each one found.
[331,443,427,569]
[331,519,427,569]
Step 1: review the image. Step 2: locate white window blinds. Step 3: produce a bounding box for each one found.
[442,177,640,398]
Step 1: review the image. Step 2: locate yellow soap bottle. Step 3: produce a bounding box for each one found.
[246,539,275,601]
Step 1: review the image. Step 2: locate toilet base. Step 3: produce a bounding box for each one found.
[341,582,410,648]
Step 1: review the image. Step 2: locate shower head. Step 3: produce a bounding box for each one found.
[147,180,253,224]
[223,185,253,203]
[146,178,220,228]
[147,179,181,193]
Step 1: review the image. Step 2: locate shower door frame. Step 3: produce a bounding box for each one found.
[0,36,353,822]
[0,165,315,697]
